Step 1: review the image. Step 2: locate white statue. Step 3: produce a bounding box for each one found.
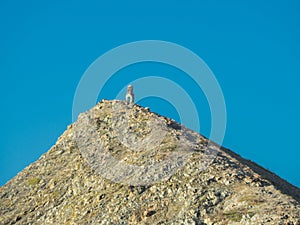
[125,85,134,104]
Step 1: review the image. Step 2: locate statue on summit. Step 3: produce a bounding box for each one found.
[125,85,134,104]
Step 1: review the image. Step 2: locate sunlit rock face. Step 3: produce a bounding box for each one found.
[1,100,299,225]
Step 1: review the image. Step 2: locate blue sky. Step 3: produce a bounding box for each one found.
[0,1,299,187]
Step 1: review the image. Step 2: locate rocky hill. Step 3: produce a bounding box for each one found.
[1,100,299,224]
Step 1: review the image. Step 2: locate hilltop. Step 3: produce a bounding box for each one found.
[0,100,299,224]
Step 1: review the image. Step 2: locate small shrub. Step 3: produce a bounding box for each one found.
[223,211,243,222]
[27,177,40,186]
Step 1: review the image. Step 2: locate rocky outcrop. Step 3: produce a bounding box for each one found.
[0,100,299,224]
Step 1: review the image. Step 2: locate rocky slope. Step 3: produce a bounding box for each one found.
[1,100,299,225]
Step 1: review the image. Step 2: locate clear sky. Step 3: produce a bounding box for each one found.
[0,1,299,187]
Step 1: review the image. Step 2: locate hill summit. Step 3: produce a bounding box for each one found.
[1,100,299,224]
